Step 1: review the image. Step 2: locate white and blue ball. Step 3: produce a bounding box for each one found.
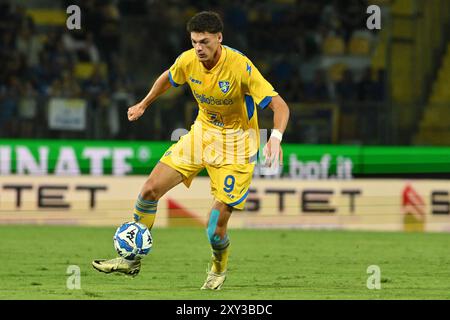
[113,221,153,260]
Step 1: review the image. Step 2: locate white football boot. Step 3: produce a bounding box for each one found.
[92,257,141,277]
[201,270,227,290]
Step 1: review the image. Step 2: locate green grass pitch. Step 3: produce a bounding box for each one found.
[0,225,449,300]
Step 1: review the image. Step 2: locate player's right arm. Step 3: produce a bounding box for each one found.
[128,52,188,121]
[127,70,172,121]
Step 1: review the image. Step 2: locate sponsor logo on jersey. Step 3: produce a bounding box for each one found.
[189,76,202,85]
[193,90,233,105]
[206,111,225,127]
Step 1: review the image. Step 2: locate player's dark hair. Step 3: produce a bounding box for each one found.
[187,11,224,34]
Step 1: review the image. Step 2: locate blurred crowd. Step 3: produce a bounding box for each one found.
[0,0,384,142]
[0,0,136,138]
[128,0,384,103]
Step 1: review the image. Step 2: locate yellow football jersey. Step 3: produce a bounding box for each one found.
[168,45,278,164]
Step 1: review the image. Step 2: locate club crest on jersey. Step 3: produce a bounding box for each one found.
[218,81,230,94]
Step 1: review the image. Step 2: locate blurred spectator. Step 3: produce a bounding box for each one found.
[304,70,331,102]
[83,33,101,63]
[320,0,345,37]
[62,31,100,63]
[83,66,108,98]
[118,0,148,15]
[108,56,134,91]
[51,40,75,73]
[16,24,43,68]
[0,75,21,134]
[61,71,82,97]
[1,0,384,143]
[108,80,135,138]
[272,58,295,83]
[225,0,248,31]
[374,69,386,102]
[0,30,15,53]
[335,69,358,102]
[32,51,59,94]
[305,26,325,60]
[339,0,367,42]
[358,67,386,101]
[17,81,38,138]
[283,75,304,103]
[96,2,121,67]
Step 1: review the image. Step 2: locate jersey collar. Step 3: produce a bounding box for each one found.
[201,45,226,74]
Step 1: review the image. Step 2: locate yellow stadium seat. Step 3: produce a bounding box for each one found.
[348,37,371,56]
[391,0,415,15]
[74,63,108,80]
[26,9,67,26]
[322,36,346,55]
[327,63,347,82]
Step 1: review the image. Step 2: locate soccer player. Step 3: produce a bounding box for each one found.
[92,11,290,290]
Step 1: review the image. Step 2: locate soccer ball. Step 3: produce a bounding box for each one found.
[113,221,153,260]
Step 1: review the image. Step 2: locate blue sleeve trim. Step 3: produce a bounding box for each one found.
[168,71,180,87]
[228,190,250,207]
[258,96,273,109]
[245,95,255,120]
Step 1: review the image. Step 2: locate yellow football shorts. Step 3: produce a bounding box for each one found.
[159,128,256,210]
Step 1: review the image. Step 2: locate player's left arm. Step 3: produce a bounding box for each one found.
[264,95,290,167]
[241,58,290,166]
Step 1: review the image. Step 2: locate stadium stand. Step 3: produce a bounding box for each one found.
[2,0,448,146]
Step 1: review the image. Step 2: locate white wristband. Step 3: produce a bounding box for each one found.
[270,129,283,142]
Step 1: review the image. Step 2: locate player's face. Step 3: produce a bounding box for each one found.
[191,32,222,62]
